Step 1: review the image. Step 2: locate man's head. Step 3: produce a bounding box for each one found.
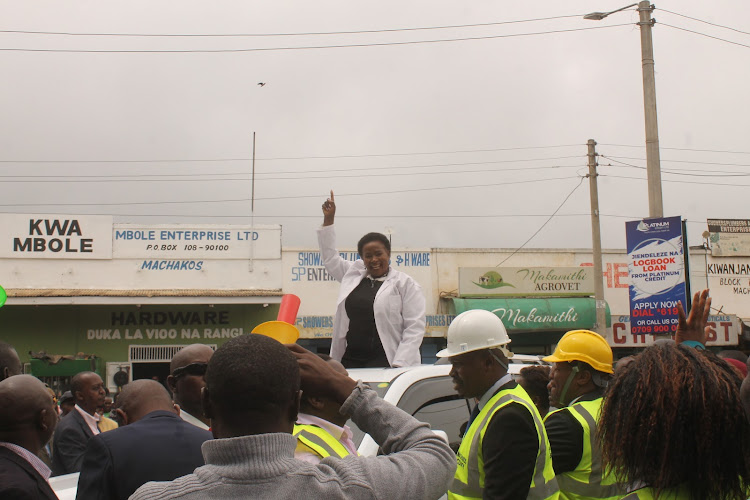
[299,354,349,427]
[113,379,177,426]
[0,342,22,381]
[0,375,58,452]
[59,390,75,416]
[70,371,106,415]
[518,365,552,417]
[437,309,513,399]
[167,344,214,424]
[543,330,613,407]
[202,334,300,439]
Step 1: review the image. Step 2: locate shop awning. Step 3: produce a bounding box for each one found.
[451,297,611,332]
[4,288,283,305]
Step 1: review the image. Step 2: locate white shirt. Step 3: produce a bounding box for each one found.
[477,374,513,411]
[180,409,210,430]
[0,442,52,480]
[295,413,358,464]
[75,404,101,435]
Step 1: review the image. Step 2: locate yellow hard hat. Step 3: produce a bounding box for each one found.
[543,329,613,374]
[251,321,300,344]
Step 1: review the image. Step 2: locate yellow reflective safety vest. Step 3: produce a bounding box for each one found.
[293,424,352,460]
[449,384,560,500]
[546,398,627,500]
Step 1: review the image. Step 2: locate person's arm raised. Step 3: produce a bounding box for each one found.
[675,289,714,348]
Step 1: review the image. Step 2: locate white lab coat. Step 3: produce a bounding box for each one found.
[317,225,426,367]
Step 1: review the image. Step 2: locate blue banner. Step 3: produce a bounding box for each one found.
[625,216,687,336]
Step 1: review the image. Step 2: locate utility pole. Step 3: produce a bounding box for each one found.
[251,131,256,212]
[587,139,607,336]
[638,1,663,218]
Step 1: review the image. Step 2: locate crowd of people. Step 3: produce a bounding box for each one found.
[0,196,748,500]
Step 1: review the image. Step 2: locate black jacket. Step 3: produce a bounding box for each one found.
[480,380,540,500]
[0,446,58,500]
[51,408,95,476]
[75,410,212,500]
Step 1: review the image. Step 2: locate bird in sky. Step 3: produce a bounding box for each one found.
[258,82,266,87]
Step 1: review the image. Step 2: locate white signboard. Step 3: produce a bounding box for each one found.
[459,267,593,297]
[610,314,741,347]
[708,219,750,257]
[113,224,281,260]
[0,214,113,259]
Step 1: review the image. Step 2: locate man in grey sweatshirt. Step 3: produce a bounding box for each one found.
[130,334,456,500]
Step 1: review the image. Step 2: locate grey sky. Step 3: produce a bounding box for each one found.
[0,0,747,253]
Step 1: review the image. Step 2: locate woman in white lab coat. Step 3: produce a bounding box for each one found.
[318,191,426,368]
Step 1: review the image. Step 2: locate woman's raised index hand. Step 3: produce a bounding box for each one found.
[322,190,336,226]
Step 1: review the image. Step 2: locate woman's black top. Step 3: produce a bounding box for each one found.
[341,276,389,368]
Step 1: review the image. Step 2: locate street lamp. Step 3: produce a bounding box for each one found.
[585,1,664,218]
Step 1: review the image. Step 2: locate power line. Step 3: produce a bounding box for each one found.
[0,165,584,183]
[604,174,750,188]
[495,176,585,266]
[659,8,750,37]
[598,144,750,155]
[0,174,580,206]
[660,22,750,50]
[0,146,584,163]
[600,156,750,177]
[0,14,586,38]
[602,155,750,168]
[0,23,632,53]
[0,210,640,220]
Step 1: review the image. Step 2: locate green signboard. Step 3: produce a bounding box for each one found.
[451,297,610,331]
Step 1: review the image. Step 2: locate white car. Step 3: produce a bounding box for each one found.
[349,356,546,456]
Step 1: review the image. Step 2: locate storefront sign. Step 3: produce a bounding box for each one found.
[452,297,609,331]
[113,224,281,260]
[458,267,593,297]
[0,214,113,259]
[626,216,687,336]
[610,314,740,347]
[708,219,750,257]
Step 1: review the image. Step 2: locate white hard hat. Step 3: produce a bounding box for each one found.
[436,309,513,358]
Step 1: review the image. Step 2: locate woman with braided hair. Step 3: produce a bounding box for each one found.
[598,342,750,500]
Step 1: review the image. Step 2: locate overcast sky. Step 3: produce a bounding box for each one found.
[0,0,747,254]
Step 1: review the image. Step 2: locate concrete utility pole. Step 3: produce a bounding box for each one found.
[587,140,607,336]
[638,1,663,218]
[584,1,664,218]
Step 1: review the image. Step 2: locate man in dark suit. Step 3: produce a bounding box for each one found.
[51,371,105,476]
[0,374,60,500]
[75,379,211,500]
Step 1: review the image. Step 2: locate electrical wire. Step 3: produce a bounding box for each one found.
[0,165,584,183]
[0,23,632,53]
[495,176,585,266]
[0,210,638,219]
[600,156,750,177]
[597,144,750,154]
[0,174,579,206]
[660,22,750,50]
[602,155,750,168]
[0,14,587,38]
[604,174,750,187]
[0,146,583,163]
[658,8,750,37]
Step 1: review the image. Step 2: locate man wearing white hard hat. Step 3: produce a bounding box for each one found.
[438,309,559,500]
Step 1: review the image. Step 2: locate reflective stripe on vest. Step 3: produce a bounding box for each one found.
[293,424,351,459]
[449,386,560,500]
[552,398,628,500]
